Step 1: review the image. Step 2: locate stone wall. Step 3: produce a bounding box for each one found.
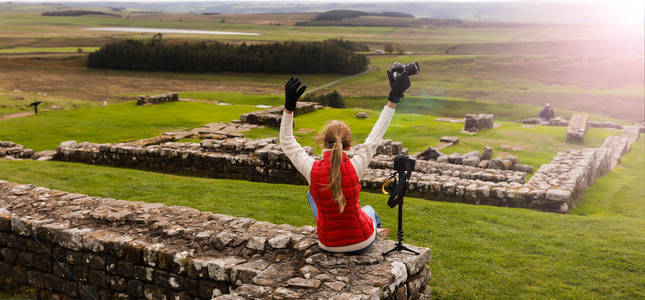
[0,141,33,160]
[520,117,568,126]
[240,102,323,128]
[0,181,431,299]
[52,130,637,214]
[566,114,588,142]
[368,155,526,184]
[521,118,624,130]
[416,145,533,173]
[361,134,629,213]
[55,138,310,185]
[136,93,179,106]
[464,114,494,132]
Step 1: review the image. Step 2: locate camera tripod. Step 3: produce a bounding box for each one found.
[382,194,420,256]
[382,170,420,257]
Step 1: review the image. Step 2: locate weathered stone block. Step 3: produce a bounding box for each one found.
[464,114,494,132]
[566,114,588,142]
[207,256,246,281]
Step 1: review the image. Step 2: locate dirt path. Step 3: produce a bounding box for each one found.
[304,65,373,95]
[0,111,33,120]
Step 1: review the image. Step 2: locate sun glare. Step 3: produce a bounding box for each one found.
[607,0,645,33]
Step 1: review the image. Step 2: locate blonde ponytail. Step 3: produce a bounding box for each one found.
[318,120,352,213]
[330,137,346,212]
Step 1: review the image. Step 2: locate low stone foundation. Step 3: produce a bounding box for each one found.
[0,141,33,160]
[0,181,431,299]
[52,128,637,213]
[521,118,623,130]
[240,102,323,128]
[136,93,179,106]
[368,155,526,184]
[464,114,494,132]
[566,114,588,142]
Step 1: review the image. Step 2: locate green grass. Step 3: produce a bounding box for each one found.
[345,95,625,123]
[571,138,645,218]
[178,91,283,106]
[0,139,642,299]
[0,93,98,116]
[0,46,99,54]
[0,101,259,151]
[0,100,621,169]
[179,90,628,123]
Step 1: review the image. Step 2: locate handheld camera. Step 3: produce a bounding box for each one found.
[390,61,420,80]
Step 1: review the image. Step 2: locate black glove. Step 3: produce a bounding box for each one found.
[386,70,411,103]
[284,77,307,111]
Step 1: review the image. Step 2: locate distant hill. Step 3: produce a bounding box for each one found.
[53,1,636,27]
[297,10,458,27]
[41,10,120,17]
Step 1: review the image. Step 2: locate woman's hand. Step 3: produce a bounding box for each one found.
[386,70,411,104]
[284,77,307,113]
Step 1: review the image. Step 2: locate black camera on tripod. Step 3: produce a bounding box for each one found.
[384,155,416,208]
[382,154,420,256]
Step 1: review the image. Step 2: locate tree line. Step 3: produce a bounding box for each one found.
[87,39,369,74]
[313,10,413,21]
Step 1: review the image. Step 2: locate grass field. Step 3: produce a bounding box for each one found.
[0,137,642,299]
[0,93,98,117]
[0,52,641,122]
[0,9,642,122]
[173,90,630,123]
[0,47,99,54]
[0,101,259,151]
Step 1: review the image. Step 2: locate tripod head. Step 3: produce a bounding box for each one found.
[384,155,415,208]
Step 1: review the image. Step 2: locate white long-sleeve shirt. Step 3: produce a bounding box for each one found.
[279,105,395,184]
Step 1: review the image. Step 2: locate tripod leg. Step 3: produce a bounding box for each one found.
[382,247,398,256]
[399,245,420,255]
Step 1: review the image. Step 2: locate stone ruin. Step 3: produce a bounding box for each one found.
[416,144,533,174]
[520,116,568,126]
[0,141,34,160]
[463,114,494,132]
[0,181,431,299]
[52,137,547,211]
[521,117,623,130]
[355,112,369,119]
[137,93,179,106]
[240,102,324,128]
[10,100,640,214]
[52,125,639,214]
[566,114,588,142]
[161,121,261,142]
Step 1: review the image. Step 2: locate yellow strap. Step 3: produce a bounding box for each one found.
[382,177,393,195]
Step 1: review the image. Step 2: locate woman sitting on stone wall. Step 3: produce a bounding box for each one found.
[279,72,411,254]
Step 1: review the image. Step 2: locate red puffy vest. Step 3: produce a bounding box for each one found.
[309,151,375,247]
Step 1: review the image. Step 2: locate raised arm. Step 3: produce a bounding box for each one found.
[350,103,395,178]
[351,69,411,179]
[279,77,314,184]
[280,110,315,184]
